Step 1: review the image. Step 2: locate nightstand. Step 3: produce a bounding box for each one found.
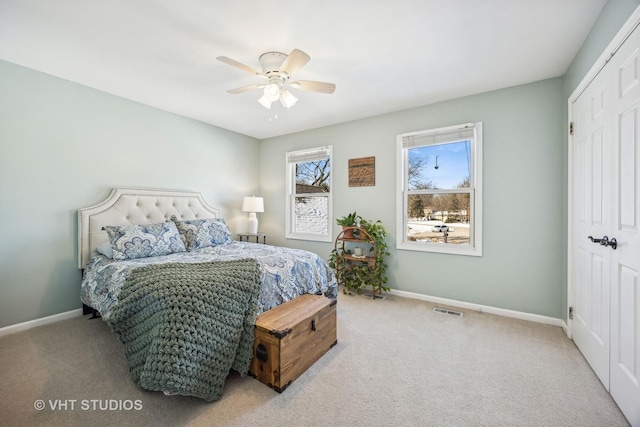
[237,233,267,244]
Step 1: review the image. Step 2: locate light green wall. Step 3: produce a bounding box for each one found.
[260,78,565,318]
[0,60,259,328]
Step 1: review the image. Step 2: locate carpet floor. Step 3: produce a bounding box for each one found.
[0,292,630,426]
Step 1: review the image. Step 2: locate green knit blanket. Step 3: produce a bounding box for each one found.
[106,259,261,401]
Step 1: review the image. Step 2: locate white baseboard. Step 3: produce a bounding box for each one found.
[389,289,563,327]
[0,309,83,338]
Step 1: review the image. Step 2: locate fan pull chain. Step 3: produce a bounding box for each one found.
[268,102,280,122]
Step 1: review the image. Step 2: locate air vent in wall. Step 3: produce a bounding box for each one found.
[433,307,463,317]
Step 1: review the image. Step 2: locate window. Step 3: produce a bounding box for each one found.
[396,123,482,256]
[286,146,333,242]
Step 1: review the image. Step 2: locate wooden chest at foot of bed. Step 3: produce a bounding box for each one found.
[249,294,337,392]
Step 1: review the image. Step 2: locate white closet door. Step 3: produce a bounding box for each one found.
[571,59,612,389]
[609,23,640,426]
[571,20,640,426]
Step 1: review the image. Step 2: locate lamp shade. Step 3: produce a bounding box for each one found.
[279,89,298,109]
[264,84,280,102]
[258,95,272,109]
[242,196,264,213]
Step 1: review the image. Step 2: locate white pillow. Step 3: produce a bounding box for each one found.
[96,241,113,259]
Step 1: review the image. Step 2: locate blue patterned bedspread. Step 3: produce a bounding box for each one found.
[81,241,337,321]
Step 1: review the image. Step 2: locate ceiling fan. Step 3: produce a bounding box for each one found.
[216,49,336,110]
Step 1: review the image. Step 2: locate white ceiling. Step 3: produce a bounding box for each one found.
[0,0,607,140]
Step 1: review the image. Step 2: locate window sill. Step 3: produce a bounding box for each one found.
[396,241,482,257]
[286,233,332,243]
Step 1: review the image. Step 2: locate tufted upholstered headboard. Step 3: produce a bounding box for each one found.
[78,187,220,269]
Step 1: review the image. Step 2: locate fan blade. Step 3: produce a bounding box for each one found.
[227,84,264,94]
[280,49,310,77]
[289,80,336,94]
[217,56,264,77]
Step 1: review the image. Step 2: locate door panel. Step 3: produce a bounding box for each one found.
[591,253,606,345]
[616,265,637,371]
[576,135,588,223]
[620,107,637,228]
[591,129,605,226]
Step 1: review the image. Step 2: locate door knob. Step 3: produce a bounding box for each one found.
[587,235,617,250]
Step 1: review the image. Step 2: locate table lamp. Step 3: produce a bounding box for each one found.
[242,196,264,234]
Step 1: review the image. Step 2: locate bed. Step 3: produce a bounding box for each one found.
[78,187,337,401]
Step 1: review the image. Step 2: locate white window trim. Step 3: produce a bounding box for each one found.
[396,122,483,256]
[285,145,333,242]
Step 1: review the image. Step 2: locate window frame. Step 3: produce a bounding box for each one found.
[396,122,483,256]
[285,145,333,242]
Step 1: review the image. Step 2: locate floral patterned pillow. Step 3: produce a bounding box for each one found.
[105,222,187,260]
[171,217,233,250]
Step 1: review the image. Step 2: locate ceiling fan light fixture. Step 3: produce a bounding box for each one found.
[264,83,280,102]
[258,95,272,109]
[218,49,335,113]
[279,89,298,109]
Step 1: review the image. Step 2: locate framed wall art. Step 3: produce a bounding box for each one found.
[348,156,375,187]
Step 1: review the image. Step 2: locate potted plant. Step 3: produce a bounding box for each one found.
[335,211,360,239]
[329,215,390,298]
[359,218,391,299]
